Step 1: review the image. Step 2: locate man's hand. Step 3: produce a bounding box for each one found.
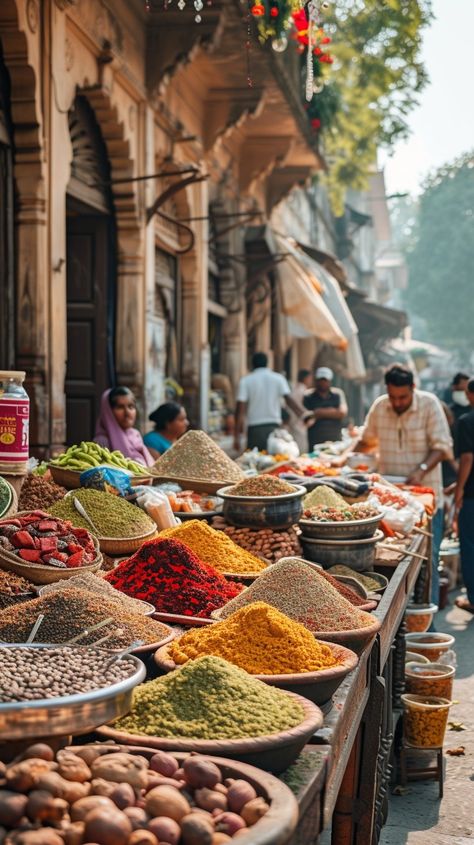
[406,467,426,486]
[454,487,464,513]
[233,435,241,454]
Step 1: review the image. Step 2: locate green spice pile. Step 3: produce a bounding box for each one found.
[49,488,155,538]
[328,565,382,593]
[303,485,347,509]
[0,588,170,649]
[114,655,305,739]
[18,473,66,511]
[0,476,12,517]
[152,430,244,482]
[0,569,35,609]
[227,475,297,497]
[39,571,154,615]
[214,557,374,631]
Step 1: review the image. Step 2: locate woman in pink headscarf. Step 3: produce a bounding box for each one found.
[94,387,154,467]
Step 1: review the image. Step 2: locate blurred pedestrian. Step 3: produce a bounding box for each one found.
[304,367,348,449]
[94,387,154,467]
[234,352,307,453]
[144,402,189,459]
[454,377,474,613]
[288,368,313,454]
[449,372,470,456]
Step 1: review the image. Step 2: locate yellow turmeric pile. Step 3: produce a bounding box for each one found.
[168,601,340,675]
[160,520,267,575]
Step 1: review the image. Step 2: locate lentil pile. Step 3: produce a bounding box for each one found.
[40,571,154,615]
[105,537,243,617]
[303,503,380,522]
[0,568,35,609]
[18,473,66,511]
[0,476,13,517]
[0,646,137,702]
[153,429,244,482]
[160,520,268,575]
[214,557,374,631]
[328,565,382,593]
[212,518,302,563]
[168,602,339,674]
[49,488,155,538]
[303,485,347,509]
[114,655,305,739]
[0,589,171,649]
[227,475,297,497]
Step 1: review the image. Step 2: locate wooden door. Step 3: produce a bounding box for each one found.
[65,214,111,446]
[0,50,14,370]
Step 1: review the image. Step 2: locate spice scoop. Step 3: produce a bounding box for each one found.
[104,640,144,670]
[73,496,99,534]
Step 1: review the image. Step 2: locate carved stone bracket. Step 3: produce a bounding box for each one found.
[54,0,78,10]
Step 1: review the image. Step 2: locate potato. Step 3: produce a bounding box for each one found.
[35,772,90,804]
[61,822,85,845]
[240,797,270,825]
[195,788,227,813]
[5,829,64,845]
[146,816,180,845]
[26,790,68,824]
[123,807,149,831]
[91,755,148,791]
[127,832,158,845]
[145,786,190,822]
[182,758,221,790]
[0,791,28,826]
[6,760,56,792]
[227,781,257,814]
[212,836,232,844]
[56,751,91,783]
[20,745,55,763]
[90,780,115,798]
[84,807,132,845]
[214,812,246,835]
[149,752,178,779]
[109,783,135,811]
[70,796,116,823]
[180,814,214,845]
[72,747,103,767]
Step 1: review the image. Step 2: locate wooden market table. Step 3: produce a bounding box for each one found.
[283,534,428,845]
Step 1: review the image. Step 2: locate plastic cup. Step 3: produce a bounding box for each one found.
[405,632,455,662]
[405,662,455,700]
[405,603,438,633]
[405,651,430,665]
[401,694,452,748]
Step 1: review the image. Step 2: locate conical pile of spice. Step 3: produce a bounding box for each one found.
[0,588,170,648]
[152,430,244,483]
[113,655,305,740]
[168,601,340,675]
[49,488,155,538]
[105,537,244,617]
[159,519,268,575]
[213,557,375,632]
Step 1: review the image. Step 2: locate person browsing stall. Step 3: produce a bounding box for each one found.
[144,402,190,460]
[94,387,154,467]
[454,377,474,613]
[304,367,348,449]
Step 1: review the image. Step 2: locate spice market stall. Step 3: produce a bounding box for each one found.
[0,432,447,845]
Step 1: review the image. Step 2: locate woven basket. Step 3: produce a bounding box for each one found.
[0,478,17,520]
[98,528,158,556]
[49,464,153,490]
[0,512,102,585]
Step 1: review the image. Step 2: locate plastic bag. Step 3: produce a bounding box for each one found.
[135,486,179,530]
[79,465,133,497]
[267,429,300,460]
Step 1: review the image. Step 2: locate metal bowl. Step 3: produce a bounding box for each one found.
[217,485,306,530]
[298,511,383,540]
[299,529,384,571]
[0,643,146,741]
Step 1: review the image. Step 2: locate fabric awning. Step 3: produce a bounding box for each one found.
[273,235,348,350]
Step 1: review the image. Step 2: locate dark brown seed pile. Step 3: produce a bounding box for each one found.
[0,588,170,649]
[0,646,137,702]
[18,473,67,511]
[0,569,35,610]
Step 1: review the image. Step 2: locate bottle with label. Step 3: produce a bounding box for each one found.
[0,371,30,474]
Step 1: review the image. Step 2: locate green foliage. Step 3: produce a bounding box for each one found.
[316,0,432,211]
[404,152,474,352]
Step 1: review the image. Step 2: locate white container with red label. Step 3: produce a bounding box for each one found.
[0,371,30,474]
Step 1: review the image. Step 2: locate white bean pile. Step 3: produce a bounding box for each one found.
[0,646,136,703]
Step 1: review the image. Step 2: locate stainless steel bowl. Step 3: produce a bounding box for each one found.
[217,484,306,529]
[0,643,146,740]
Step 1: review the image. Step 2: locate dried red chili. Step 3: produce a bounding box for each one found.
[105,537,244,618]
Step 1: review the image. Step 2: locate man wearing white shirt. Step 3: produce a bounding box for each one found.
[234,352,309,452]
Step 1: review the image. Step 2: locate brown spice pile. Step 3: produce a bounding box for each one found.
[212,518,302,563]
[152,430,244,483]
[0,569,35,610]
[18,473,66,511]
[227,475,297,497]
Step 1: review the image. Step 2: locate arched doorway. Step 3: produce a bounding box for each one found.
[0,43,14,369]
[66,95,117,445]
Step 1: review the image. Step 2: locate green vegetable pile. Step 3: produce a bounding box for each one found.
[114,655,305,740]
[0,476,12,518]
[49,488,155,538]
[50,441,147,474]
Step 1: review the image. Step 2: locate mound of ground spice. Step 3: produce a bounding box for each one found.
[152,430,244,483]
[214,557,374,632]
[227,475,297,497]
[49,488,155,538]
[113,655,305,740]
[169,601,340,675]
[160,520,268,575]
[105,537,244,617]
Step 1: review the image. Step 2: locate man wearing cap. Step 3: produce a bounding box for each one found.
[304,367,348,449]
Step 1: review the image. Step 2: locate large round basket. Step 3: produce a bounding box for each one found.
[49,464,152,490]
[0,476,17,520]
[312,615,382,655]
[298,511,383,541]
[0,644,146,741]
[88,528,157,557]
[0,511,102,584]
[95,690,323,774]
[71,746,299,845]
[154,640,358,710]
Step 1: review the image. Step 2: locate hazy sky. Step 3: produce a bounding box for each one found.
[382,0,474,196]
